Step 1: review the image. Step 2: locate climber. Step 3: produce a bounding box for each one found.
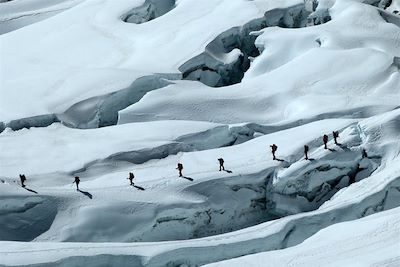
[333,131,339,145]
[270,144,278,160]
[19,174,26,187]
[176,163,183,177]
[323,134,329,149]
[73,176,80,190]
[362,149,368,158]
[304,145,309,160]
[218,158,225,171]
[127,172,135,186]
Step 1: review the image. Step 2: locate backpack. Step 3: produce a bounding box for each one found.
[334,131,339,138]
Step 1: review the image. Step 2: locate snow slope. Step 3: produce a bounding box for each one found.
[0,120,236,176]
[0,0,84,35]
[1,111,399,266]
[0,0,303,122]
[206,206,400,267]
[119,0,400,125]
[0,0,399,266]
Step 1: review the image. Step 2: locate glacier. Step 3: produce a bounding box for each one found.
[0,0,399,266]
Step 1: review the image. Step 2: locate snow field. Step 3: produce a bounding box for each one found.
[0,0,399,266]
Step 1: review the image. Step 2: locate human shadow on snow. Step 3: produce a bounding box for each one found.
[181,176,194,181]
[132,184,145,191]
[23,187,38,194]
[78,189,93,199]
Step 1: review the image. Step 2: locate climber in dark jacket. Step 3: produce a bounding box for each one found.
[270,144,278,160]
[19,174,26,187]
[218,158,225,171]
[304,145,309,160]
[73,176,80,190]
[323,134,329,149]
[333,131,339,145]
[362,149,368,158]
[127,172,135,186]
[176,163,183,177]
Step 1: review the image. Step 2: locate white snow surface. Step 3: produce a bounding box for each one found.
[205,206,400,267]
[0,0,84,34]
[118,0,400,125]
[0,0,303,122]
[0,120,232,176]
[0,0,400,266]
